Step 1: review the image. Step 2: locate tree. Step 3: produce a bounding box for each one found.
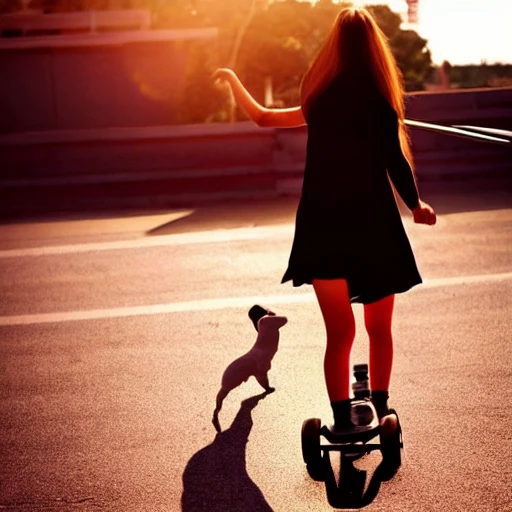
[367,4,432,91]
[224,0,258,121]
[9,0,435,121]
[365,4,402,39]
[235,0,347,112]
[176,40,227,124]
[154,0,270,121]
[203,1,433,119]
[391,30,432,91]
[237,1,314,111]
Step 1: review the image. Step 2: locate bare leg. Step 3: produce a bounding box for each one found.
[364,294,395,393]
[313,279,356,402]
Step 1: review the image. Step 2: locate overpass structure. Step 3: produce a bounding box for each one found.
[0,11,510,218]
[1,85,510,220]
[0,10,217,133]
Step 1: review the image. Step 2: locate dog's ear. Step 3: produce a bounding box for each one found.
[248,305,271,331]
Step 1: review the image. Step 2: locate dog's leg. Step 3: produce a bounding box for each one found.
[212,387,229,433]
[216,387,229,413]
[255,373,275,394]
[212,410,221,433]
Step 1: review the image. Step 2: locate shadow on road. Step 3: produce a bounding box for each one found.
[144,178,512,237]
[322,452,394,509]
[145,197,299,237]
[181,391,274,512]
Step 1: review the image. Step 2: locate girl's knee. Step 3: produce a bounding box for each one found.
[326,315,356,343]
[313,278,355,340]
[365,319,392,340]
[364,295,394,339]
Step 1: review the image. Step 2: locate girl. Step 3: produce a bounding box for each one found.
[213,7,436,432]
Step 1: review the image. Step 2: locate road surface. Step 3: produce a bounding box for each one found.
[1,179,511,511]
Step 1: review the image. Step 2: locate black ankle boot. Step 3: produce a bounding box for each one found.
[371,390,390,420]
[331,399,353,430]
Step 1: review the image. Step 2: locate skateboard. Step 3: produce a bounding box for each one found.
[301,364,403,482]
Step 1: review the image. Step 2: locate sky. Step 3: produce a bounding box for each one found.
[354,0,512,65]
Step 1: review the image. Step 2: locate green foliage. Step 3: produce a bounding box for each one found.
[365,4,401,39]
[366,4,432,91]
[237,1,314,109]
[448,63,512,88]
[175,41,228,124]
[7,0,436,121]
[236,0,354,111]
[391,30,432,91]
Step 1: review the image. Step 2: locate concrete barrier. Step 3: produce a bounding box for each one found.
[0,88,510,218]
[0,122,279,216]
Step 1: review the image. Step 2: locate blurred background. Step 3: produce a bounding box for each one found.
[1,0,511,126]
[0,0,510,216]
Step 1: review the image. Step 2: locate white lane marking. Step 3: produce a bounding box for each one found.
[4,208,510,259]
[0,293,314,327]
[423,272,512,288]
[0,224,294,258]
[1,272,511,327]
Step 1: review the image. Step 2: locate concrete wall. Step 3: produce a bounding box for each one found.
[0,41,185,132]
[0,28,217,133]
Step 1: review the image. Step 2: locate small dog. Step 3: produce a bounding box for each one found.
[212,305,288,432]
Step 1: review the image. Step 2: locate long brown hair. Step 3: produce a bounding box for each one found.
[300,7,414,168]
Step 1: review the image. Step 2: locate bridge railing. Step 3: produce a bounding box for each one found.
[0,88,510,216]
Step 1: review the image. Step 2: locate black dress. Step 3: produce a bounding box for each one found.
[281,74,422,304]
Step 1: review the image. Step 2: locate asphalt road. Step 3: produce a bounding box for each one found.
[1,178,511,512]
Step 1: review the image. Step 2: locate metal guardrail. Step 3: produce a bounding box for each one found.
[452,125,512,140]
[405,119,511,147]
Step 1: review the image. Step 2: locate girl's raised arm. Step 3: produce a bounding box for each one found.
[213,68,306,128]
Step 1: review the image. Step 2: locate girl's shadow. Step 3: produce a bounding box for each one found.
[181,391,274,512]
[322,451,395,509]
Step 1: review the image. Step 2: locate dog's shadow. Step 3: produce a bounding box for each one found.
[181,391,274,512]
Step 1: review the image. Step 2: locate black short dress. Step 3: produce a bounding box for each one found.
[281,74,422,304]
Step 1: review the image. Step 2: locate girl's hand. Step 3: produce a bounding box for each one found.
[413,200,436,225]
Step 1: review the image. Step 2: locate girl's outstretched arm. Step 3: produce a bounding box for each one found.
[213,68,306,128]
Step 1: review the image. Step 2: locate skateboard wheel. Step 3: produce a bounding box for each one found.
[380,409,402,480]
[301,418,324,481]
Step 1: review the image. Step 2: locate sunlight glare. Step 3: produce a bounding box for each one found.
[313,0,512,64]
